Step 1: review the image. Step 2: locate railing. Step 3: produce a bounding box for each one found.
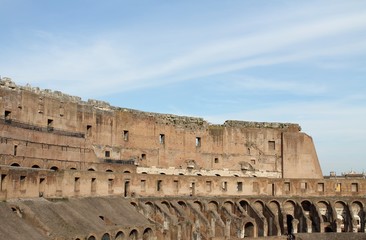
[0,117,85,138]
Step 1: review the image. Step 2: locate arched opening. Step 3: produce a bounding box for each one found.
[87,236,96,240]
[335,201,348,232]
[253,201,264,213]
[124,170,131,174]
[244,222,255,237]
[223,201,234,213]
[31,165,40,169]
[208,201,219,211]
[325,226,333,232]
[10,163,20,167]
[50,166,59,171]
[115,231,125,240]
[106,169,113,172]
[193,201,203,212]
[143,228,153,240]
[101,233,110,240]
[351,201,364,232]
[287,215,294,235]
[129,229,138,240]
[301,200,319,232]
[70,167,77,170]
[88,168,95,171]
[239,200,250,212]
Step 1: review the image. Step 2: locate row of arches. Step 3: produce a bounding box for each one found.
[77,228,153,240]
[134,198,366,239]
[8,162,132,173]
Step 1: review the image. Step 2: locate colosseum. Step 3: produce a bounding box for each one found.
[0,77,365,240]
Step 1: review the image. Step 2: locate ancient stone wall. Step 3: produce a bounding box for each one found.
[0,78,322,179]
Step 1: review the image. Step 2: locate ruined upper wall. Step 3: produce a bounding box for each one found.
[1,77,323,178]
[0,77,299,130]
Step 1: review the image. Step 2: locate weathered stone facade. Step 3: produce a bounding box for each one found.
[0,77,365,240]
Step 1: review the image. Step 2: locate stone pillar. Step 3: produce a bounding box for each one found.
[292,219,299,234]
[225,219,231,238]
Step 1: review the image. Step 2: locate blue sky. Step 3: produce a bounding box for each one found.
[1,0,366,175]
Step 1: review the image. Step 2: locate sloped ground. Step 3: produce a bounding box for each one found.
[1,197,151,239]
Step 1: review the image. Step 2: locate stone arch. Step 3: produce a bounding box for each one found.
[50,166,59,171]
[351,201,364,232]
[101,233,110,240]
[283,200,296,216]
[115,231,125,240]
[253,200,265,213]
[123,170,131,174]
[223,200,235,213]
[301,200,312,212]
[301,200,320,232]
[87,168,95,171]
[161,201,171,210]
[129,229,138,240]
[239,199,251,212]
[106,169,113,172]
[193,200,203,212]
[334,201,348,232]
[316,201,331,222]
[208,201,219,211]
[268,200,281,214]
[283,200,297,235]
[70,167,77,170]
[244,222,255,237]
[10,163,20,167]
[178,200,187,210]
[142,228,153,240]
[144,202,155,217]
[87,236,96,240]
[31,165,40,169]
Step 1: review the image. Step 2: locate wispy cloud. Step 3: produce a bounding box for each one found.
[1,1,365,97]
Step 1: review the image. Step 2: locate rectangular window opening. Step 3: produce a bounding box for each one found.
[351,183,358,192]
[237,182,243,192]
[214,157,219,163]
[47,119,54,131]
[159,134,165,144]
[284,182,291,192]
[4,110,11,123]
[74,177,80,192]
[222,181,228,191]
[174,180,179,192]
[335,183,341,192]
[0,174,7,191]
[268,141,275,150]
[13,145,17,156]
[108,178,114,193]
[141,180,146,192]
[91,178,97,193]
[317,183,324,192]
[206,181,212,192]
[20,176,26,191]
[123,130,129,141]
[300,182,307,190]
[141,153,146,160]
[157,180,162,191]
[105,150,110,158]
[86,125,92,136]
[196,137,201,147]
